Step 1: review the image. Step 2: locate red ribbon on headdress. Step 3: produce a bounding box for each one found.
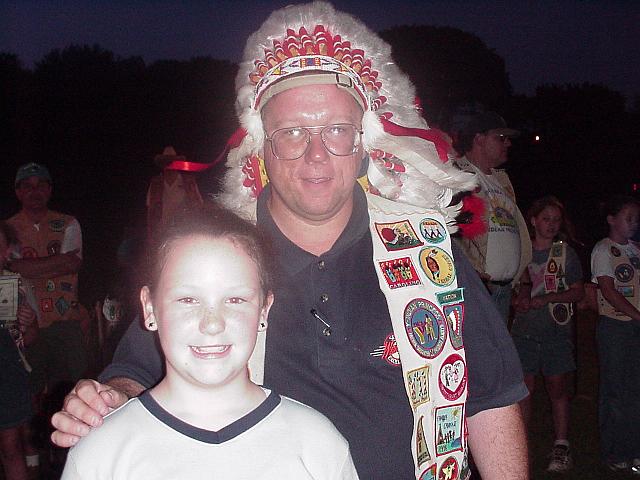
[379,116,451,163]
[163,128,248,172]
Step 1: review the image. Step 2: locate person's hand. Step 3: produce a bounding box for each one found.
[16,304,38,346]
[50,379,128,447]
[529,295,549,309]
[513,294,530,313]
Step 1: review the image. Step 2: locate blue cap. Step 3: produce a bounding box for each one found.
[15,163,52,186]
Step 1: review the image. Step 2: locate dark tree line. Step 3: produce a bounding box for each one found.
[1,28,638,304]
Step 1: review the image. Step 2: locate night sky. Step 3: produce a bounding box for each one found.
[2,0,639,100]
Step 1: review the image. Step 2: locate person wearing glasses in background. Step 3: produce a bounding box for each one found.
[454,112,532,323]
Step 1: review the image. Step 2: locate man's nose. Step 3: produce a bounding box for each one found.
[304,133,329,164]
[199,307,225,335]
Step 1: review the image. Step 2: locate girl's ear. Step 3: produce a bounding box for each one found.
[258,292,274,332]
[140,286,158,331]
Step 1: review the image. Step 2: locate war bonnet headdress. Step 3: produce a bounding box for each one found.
[219,1,477,231]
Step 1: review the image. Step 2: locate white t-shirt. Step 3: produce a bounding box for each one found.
[591,238,640,282]
[61,390,359,480]
[477,173,521,281]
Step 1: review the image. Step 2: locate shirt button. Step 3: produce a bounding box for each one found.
[320,293,329,303]
[318,260,326,270]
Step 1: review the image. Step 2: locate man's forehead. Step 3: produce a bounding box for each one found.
[17,176,51,187]
[261,83,363,126]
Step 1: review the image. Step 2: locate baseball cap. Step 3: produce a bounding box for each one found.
[15,163,52,186]
[461,112,520,137]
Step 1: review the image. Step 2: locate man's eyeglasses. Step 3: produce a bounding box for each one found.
[265,124,363,160]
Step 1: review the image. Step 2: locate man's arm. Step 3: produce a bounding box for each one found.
[10,251,82,279]
[467,404,529,479]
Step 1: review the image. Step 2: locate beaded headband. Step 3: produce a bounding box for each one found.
[249,26,386,112]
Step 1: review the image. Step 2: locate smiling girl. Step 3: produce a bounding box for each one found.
[61,204,358,480]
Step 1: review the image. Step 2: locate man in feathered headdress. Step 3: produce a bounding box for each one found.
[52,3,528,478]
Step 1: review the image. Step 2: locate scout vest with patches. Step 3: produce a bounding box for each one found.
[544,241,573,325]
[598,240,640,321]
[368,193,469,480]
[8,210,80,328]
[249,194,471,480]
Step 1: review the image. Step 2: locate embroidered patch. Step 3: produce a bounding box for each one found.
[617,285,634,297]
[436,288,464,305]
[552,304,570,325]
[615,263,634,283]
[369,333,401,366]
[551,243,563,257]
[416,416,432,466]
[378,257,421,289]
[631,257,640,269]
[419,218,446,244]
[375,220,423,251]
[47,240,61,256]
[438,456,459,480]
[21,247,38,259]
[439,354,467,401]
[55,297,70,316]
[610,246,621,257]
[46,280,55,292]
[60,282,73,292]
[41,298,53,312]
[404,298,447,358]
[49,219,65,232]
[443,304,464,350]
[419,247,455,287]
[544,274,557,291]
[547,259,558,274]
[435,404,464,456]
[419,464,437,480]
[406,366,430,409]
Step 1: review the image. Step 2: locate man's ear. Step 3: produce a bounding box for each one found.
[258,292,275,332]
[140,286,158,331]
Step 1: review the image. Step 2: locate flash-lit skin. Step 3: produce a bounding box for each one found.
[531,206,562,249]
[140,235,273,430]
[15,177,52,222]
[467,129,512,174]
[607,204,640,245]
[261,84,365,255]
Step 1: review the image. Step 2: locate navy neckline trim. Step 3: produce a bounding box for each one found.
[138,389,281,444]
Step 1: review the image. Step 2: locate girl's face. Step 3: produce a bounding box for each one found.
[531,205,562,241]
[140,235,273,391]
[608,204,640,241]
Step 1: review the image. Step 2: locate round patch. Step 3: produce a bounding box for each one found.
[631,257,640,269]
[615,263,634,283]
[46,280,55,292]
[419,247,455,287]
[438,456,459,480]
[438,354,467,401]
[552,303,570,325]
[404,298,447,359]
[610,246,621,257]
[419,218,446,244]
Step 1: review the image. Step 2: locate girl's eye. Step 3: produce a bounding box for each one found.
[178,297,198,305]
[227,297,246,305]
